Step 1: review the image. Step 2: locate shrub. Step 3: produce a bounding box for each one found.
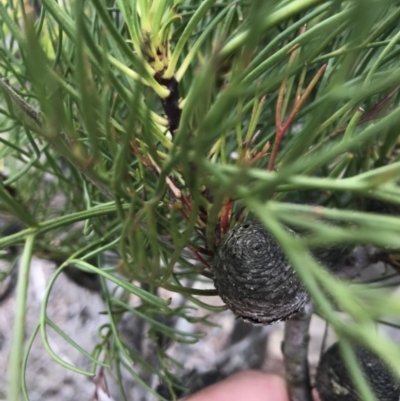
[1,0,400,400]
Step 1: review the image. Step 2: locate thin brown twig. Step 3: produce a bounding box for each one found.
[188,245,212,269]
[0,79,115,201]
[336,85,400,133]
[148,154,182,198]
[267,64,327,171]
[220,200,233,235]
[275,80,286,134]
[247,141,270,165]
[284,64,327,133]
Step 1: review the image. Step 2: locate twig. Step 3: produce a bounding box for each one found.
[59,133,114,200]
[148,154,182,198]
[336,86,400,133]
[187,245,212,269]
[284,64,327,134]
[283,301,314,401]
[0,78,42,129]
[220,199,233,235]
[268,64,327,171]
[0,78,114,201]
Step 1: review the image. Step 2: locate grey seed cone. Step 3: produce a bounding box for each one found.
[364,197,400,216]
[287,219,352,273]
[212,221,308,325]
[316,342,400,401]
[311,243,352,273]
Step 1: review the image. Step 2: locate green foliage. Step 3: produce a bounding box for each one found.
[1,0,400,400]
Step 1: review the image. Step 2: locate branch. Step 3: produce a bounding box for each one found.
[267,62,327,171]
[0,78,114,201]
[59,133,114,200]
[283,301,313,401]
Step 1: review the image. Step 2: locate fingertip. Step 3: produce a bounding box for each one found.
[312,388,322,401]
[183,370,289,401]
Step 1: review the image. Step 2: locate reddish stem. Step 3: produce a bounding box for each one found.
[196,246,214,256]
[283,64,327,132]
[188,245,212,269]
[267,64,327,171]
[266,131,284,171]
[220,200,233,235]
[267,77,287,171]
[275,82,285,134]
[336,86,400,133]
[181,194,193,213]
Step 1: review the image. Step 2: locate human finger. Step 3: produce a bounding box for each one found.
[182,370,290,401]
